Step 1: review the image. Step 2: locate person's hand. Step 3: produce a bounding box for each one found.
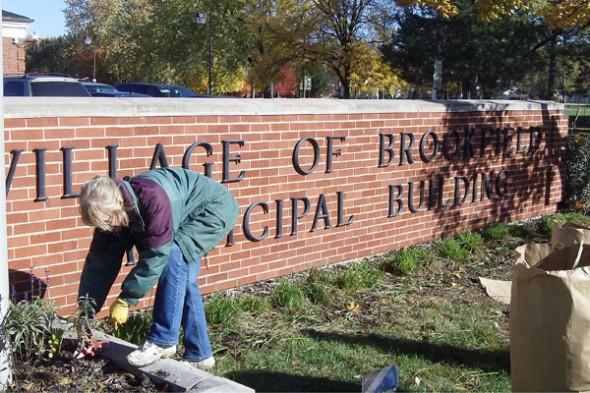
[109,298,129,327]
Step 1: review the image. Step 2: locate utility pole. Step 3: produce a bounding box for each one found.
[0,0,13,386]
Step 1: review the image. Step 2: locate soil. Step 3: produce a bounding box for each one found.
[9,342,159,392]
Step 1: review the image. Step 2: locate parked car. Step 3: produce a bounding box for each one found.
[114,82,199,97]
[4,74,91,97]
[81,82,148,97]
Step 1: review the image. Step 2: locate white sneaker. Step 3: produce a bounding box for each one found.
[127,340,177,367]
[184,356,216,370]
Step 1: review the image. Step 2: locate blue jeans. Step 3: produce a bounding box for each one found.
[147,243,213,362]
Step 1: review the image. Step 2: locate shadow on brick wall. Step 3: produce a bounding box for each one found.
[9,269,48,302]
[421,101,566,235]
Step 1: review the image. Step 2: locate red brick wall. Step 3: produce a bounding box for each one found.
[3,37,26,76]
[3,106,567,316]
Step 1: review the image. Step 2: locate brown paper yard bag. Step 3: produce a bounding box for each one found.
[551,221,590,251]
[511,243,590,392]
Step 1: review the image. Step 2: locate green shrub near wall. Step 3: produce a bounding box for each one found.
[565,131,590,212]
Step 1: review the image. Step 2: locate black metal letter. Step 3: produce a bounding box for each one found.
[388,184,403,217]
[453,176,471,206]
[326,136,345,173]
[6,149,23,196]
[419,131,439,163]
[33,148,47,201]
[399,132,415,165]
[290,196,310,235]
[243,202,269,242]
[61,147,79,198]
[183,141,214,178]
[222,140,245,183]
[106,145,118,179]
[336,191,354,227]
[275,199,284,239]
[150,143,170,169]
[292,137,320,175]
[408,181,426,213]
[443,130,461,161]
[378,133,395,168]
[311,194,331,232]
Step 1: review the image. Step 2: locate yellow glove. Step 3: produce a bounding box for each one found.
[109,298,129,327]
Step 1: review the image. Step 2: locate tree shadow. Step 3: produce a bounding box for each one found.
[302,329,510,373]
[399,100,567,238]
[224,370,360,392]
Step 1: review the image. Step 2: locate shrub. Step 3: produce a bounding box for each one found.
[457,231,485,255]
[335,260,384,293]
[305,270,338,307]
[436,238,469,262]
[508,224,531,238]
[206,294,241,326]
[238,296,269,315]
[111,311,153,345]
[271,280,307,313]
[388,247,436,275]
[565,132,590,212]
[537,212,590,237]
[4,298,60,362]
[481,223,510,241]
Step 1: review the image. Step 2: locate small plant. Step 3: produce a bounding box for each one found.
[481,223,510,241]
[238,295,269,315]
[508,224,531,239]
[305,270,338,307]
[111,311,153,345]
[496,246,513,255]
[537,215,554,237]
[436,237,469,262]
[271,280,307,313]
[388,247,436,275]
[457,231,485,255]
[4,297,59,363]
[206,293,241,327]
[335,260,384,293]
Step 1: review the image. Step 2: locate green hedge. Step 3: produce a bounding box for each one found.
[565,131,590,211]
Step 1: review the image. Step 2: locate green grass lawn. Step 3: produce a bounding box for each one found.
[566,104,590,119]
[110,211,590,392]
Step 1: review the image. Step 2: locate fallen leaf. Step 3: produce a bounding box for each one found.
[415,376,421,386]
[346,302,362,314]
[58,376,70,385]
[380,297,390,305]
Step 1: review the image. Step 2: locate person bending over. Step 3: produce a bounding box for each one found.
[77,167,238,369]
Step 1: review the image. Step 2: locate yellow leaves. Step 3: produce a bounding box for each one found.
[541,0,590,30]
[346,301,362,314]
[398,0,590,29]
[395,0,459,18]
[474,0,529,21]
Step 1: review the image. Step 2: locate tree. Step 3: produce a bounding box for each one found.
[307,0,378,98]
[26,37,81,77]
[64,0,252,93]
[383,1,546,98]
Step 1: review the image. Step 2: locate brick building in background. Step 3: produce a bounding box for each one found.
[2,10,33,76]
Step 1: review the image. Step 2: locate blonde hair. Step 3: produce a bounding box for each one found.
[79,176,129,232]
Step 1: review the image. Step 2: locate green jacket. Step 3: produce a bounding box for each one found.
[78,168,239,310]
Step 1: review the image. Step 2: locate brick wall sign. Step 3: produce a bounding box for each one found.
[4,98,566,315]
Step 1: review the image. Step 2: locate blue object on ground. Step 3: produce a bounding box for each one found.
[362,365,398,393]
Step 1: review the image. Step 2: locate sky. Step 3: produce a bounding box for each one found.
[4,0,67,38]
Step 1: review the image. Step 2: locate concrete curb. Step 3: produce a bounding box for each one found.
[52,319,254,392]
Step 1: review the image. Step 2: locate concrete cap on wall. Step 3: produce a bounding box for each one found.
[4,97,564,119]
